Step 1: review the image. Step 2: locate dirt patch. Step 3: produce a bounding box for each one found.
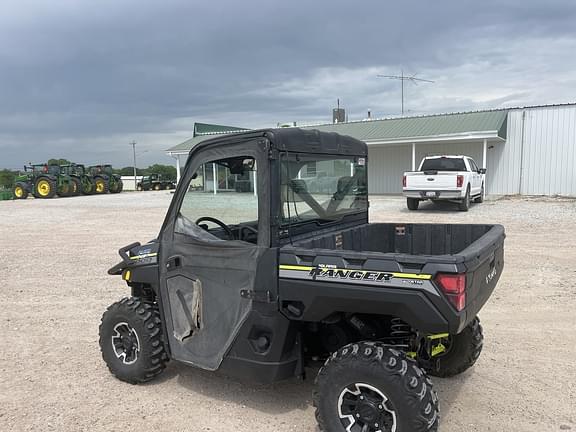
[1,192,575,431]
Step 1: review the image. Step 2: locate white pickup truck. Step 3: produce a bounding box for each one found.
[402,155,486,211]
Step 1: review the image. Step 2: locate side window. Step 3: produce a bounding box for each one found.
[175,156,259,244]
[468,158,478,172]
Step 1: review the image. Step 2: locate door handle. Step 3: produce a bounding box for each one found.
[166,256,181,271]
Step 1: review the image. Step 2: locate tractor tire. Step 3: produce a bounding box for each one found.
[99,297,169,384]
[13,182,29,199]
[110,180,123,194]
[33,177,57,199]
[70,178,81,196]
[81,178,94,195]
[314,342,439,432]
[458,186,471,212]
[407,198,419,211]
[94,177,109,194]
[57,182,72,197]
[425,317,483,378]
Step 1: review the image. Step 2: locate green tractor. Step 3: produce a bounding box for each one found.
[12,163,73,199]
[60,163,94,195]
[87,164,123,194]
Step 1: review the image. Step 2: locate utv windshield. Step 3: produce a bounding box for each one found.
[280,155,367,225]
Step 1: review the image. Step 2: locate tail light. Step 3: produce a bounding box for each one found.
[456,175,464,188]
[402,175,406,187]
[435,273,466,311]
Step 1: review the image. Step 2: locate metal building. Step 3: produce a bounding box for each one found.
[166,103,576,197]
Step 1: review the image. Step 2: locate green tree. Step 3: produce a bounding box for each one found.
[0,169,17,189]
[47,158,72,165]
[146,164,177,180]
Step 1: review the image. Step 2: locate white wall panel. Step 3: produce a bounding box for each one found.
[368,145,411,194]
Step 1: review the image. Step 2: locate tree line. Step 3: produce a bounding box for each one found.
[0,160,177,189]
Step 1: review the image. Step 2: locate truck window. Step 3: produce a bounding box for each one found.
[420,158,466,172]
[175,157,259,243]
[468,158,479,172]
[281,155,367,225]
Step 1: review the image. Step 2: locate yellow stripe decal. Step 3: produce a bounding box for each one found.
[130,253,158,260]
[279,264,432,280]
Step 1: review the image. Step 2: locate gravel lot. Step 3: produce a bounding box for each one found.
[1,192,575,432]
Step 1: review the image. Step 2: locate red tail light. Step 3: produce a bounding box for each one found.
[456,175,464,188]
[402,175,406,187]
[436,273,466,311]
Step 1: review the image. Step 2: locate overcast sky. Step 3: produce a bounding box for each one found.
[1,0,575,169]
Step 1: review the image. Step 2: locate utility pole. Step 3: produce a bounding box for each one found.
[377,69,434,115]
[130,141,137,191]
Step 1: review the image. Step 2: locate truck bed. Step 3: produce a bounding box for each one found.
[279,222,505,334]
[290,223,495,257]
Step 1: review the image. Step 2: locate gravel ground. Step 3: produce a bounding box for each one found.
[1,192,575,432]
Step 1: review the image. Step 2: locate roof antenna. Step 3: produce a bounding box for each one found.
[377,69,434,116]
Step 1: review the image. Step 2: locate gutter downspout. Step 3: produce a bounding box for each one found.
[518,110,527,195]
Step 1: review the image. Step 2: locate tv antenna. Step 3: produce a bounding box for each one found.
[377,69,434,115]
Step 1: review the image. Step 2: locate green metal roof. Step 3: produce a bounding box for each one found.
[303,110,508,143]
[167,110,509,154]
[167,122,250,153]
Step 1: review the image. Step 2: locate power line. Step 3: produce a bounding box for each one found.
[377,69,434,115]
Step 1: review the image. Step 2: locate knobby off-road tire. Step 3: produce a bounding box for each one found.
[99,297,169,384]
[458,186,471,212]
[110,180,123,193]
[407,198,419,211]
[314,342,439,432]
[426,317,483,378]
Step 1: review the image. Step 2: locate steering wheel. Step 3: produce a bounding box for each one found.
[238,224,259,241]
[195,216,234,240]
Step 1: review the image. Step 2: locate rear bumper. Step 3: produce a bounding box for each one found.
[403,189,465,199]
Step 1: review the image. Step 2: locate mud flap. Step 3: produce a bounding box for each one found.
[166,275,202,341]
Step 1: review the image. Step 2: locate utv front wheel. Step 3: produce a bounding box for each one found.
[99,297,168,384]
[425,317,483,378]
[314,342,439,432]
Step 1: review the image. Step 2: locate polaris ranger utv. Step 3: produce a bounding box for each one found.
[100,129,505,432]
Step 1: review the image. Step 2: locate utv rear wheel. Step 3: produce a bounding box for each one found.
[314,342,439,432]
[425,317,483,378]
[99,297,168,384]
[407,198,419,211]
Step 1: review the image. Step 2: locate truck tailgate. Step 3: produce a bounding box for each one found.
[406,172,458,189]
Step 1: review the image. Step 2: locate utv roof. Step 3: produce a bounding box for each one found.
[190,128,367,157]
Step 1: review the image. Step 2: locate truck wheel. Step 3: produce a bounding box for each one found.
[13,182,28,199]
[407,198,419,211]
[34,177,57,198]
[458,186,470,211]
[475,184,484,203]
[137,185,143,191]
[314,342,439,432]
[99,297,169,384]
[425,317,483,378]
[154,184,161,191]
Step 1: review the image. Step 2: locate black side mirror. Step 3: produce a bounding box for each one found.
[479,168,487,174]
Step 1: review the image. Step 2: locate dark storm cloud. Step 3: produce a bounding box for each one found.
[1,0,576,167]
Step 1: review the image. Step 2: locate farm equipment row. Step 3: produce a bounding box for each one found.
[12,163,123,199]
